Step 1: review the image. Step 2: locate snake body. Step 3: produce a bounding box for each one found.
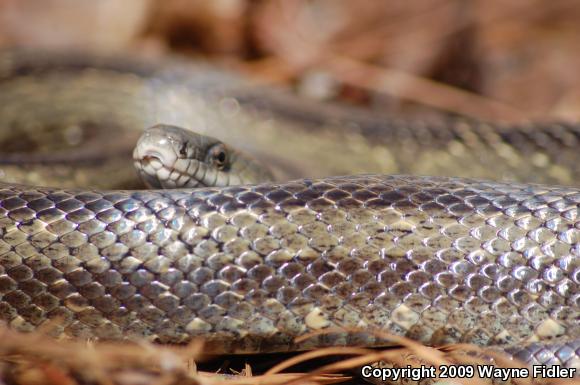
[0,50,578,375]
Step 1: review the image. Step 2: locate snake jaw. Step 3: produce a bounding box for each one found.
[133,152,201,189]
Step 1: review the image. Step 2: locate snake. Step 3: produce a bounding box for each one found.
[0,49,578,381]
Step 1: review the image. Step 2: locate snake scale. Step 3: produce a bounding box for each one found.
[0,50,578,380]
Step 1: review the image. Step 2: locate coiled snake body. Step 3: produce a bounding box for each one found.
[0,51,578,376]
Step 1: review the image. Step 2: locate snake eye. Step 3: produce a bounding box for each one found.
[207,143,228,170]
[179,142,188,156]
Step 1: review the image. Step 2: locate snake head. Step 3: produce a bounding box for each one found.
[133,124,231,188]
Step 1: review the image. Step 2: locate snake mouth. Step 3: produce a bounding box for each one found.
[139,153,164,170]
[134,152,201,188]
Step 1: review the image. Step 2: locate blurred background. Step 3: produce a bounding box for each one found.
[1,0,579,122]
